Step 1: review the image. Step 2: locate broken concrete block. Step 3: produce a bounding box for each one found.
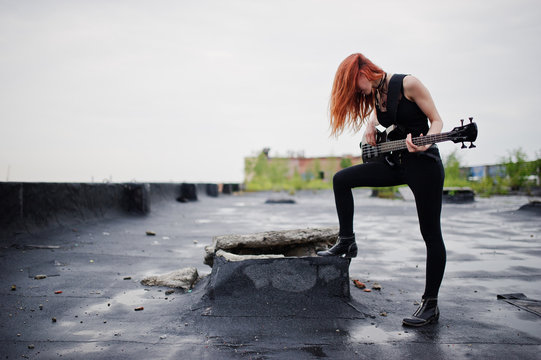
[141,267,199,290]
[215,249,284,262]
[204,227,338,267]
[202,228,350,300]
[206,255,351,299]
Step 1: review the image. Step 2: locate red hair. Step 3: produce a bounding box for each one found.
[329,53,385,136]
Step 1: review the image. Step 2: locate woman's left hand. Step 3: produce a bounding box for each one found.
[406,133,430,152]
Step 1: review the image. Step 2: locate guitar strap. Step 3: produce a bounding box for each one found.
[383,74,408,166]
[386,74,407,135]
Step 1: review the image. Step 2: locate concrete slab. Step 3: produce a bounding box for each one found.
[206,255,351,299]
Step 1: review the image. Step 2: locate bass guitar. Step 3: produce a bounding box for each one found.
[360,118,478,163]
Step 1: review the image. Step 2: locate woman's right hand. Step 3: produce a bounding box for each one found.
[364,121,377,146]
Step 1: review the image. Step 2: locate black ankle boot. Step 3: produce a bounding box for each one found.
[317,234,357,258]
[402,298,439,327]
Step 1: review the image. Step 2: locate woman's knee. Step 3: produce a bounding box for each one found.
[421,230,445,251]
[333,169,349,189]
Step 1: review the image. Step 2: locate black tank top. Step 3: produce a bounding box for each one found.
[376,74,429,138]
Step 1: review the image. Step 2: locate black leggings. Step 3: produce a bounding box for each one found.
[333,148,446,298]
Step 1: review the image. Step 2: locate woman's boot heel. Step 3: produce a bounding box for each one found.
[402,298,439,327]
[317,234,357,258]
[346,243,358,258]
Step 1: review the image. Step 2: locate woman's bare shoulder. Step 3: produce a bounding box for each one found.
[402,75,428,100]
[403,75,423,89]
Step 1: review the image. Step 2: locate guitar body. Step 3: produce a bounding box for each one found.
[360,126,405,164]
[360,119,478,164]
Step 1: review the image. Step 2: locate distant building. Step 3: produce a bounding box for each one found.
[282,155,362,181]
[244,153,362,183]
[462,164,507,181]
[462,161,540,185]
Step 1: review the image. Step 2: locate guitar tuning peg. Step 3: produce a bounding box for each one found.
[469,117,473,123]
[461,142,467,149]
[469,142,476,149]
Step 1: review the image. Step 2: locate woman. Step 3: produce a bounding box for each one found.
[317,53,446,327]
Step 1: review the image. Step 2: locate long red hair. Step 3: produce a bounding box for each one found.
[329,53,385,136]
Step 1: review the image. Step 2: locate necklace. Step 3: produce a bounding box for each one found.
[376,73,388,109]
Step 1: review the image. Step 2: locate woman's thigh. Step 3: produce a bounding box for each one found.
[403,153,445,235]
[334,160,404,189]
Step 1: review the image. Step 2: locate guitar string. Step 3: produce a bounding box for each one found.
[379,133,450,152]
[363,133,449,153]
[362,135,449,157]
[362,132,452,157]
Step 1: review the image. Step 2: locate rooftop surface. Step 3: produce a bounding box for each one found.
[1,189,540,359]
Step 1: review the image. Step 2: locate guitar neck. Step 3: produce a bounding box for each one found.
[378,132,452,153]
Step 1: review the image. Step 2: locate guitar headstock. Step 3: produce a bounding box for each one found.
[450,117,478,149]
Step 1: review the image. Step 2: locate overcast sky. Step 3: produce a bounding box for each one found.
[1,0,540,183]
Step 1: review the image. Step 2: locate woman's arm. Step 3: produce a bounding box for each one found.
[403,76,443,152]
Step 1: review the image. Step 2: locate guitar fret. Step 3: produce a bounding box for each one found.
[378,133,451,153]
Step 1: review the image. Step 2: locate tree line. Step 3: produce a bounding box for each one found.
[245,148,541,196]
